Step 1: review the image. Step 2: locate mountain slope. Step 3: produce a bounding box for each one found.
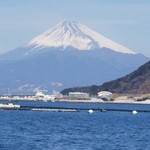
[0,21,135,61]
[0,21,148,94]
[61,61,150,95]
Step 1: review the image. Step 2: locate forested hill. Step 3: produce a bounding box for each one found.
[61,61,150,95]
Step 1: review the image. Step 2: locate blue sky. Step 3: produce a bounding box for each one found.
[0,0,150,56]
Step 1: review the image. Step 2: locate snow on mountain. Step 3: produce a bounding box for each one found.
[25,21,135,54]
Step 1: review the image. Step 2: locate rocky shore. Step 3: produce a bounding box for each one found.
[57,94,150,104]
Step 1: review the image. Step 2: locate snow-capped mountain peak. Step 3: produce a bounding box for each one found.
[25,21,135,54]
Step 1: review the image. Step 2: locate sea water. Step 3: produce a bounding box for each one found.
[0,101,150,150]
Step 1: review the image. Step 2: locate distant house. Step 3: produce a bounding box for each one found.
[35,91,45,98]
[69,92,90,100]
[98,91,113,101]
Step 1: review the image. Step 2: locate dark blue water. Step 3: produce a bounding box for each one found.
[0,101,150,150]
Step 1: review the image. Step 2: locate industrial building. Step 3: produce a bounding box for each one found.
[69,92,90,100]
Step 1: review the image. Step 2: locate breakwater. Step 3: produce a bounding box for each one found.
[1,105,150,113]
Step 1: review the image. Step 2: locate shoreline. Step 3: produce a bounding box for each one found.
[55,99,150,105]
[0,98,150,105]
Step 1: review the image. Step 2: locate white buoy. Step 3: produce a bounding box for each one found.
[132,110,138,115]
[88,109,94,114]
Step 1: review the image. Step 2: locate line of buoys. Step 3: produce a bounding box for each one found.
[132,110,138,115]
[88,109,138,115]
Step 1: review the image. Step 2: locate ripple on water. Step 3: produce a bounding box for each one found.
[0,103,150,150]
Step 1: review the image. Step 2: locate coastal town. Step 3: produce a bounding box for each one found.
[0,90,150,104]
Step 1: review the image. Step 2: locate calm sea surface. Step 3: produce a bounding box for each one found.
[0,101,150,150]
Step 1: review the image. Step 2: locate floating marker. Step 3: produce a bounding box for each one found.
[88,109,94,114]
[132,110,138,115]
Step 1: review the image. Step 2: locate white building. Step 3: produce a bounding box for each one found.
[98,91,112,101]
[69,92,89,100]
[35,91,55,101]
[35,91,45,98]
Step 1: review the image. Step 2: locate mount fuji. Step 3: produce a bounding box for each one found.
[0,21,148,94]
[25,21,134,54]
